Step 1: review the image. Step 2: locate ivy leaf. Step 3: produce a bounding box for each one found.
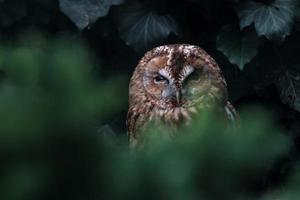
[59,0,123,30]
[116,4,179,51]
[236,0,297,40]
[216,25,261,70]
[277,69,300,112]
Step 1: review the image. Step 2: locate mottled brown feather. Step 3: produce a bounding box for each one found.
[127,44,236,148]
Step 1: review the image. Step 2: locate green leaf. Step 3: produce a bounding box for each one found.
[277,69,300,112]
[236,0,297,40]
[216,25,261,70]
[59,0,123,30]
[116,4,179,51]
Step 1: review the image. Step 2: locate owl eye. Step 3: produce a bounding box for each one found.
[154,75,168,83]
[185,70,199,82]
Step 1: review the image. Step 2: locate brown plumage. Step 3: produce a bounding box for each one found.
[127,44,237,148]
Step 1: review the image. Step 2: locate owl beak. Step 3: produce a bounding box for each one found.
[176,90,182,105]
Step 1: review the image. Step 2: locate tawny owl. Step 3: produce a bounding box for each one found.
[127,44,237,148]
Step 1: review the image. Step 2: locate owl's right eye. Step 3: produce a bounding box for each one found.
[154,75,168,84]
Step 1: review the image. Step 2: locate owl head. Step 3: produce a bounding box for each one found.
[129,44,228,111]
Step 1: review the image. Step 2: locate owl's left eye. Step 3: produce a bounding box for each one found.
[154,75,168,83]
[185,70,199,83]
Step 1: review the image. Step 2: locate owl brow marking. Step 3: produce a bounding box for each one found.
[158,68,173,82]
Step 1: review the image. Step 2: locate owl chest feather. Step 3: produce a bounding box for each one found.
[128,97,194,134]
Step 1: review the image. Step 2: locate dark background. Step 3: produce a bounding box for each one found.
[1,0,300,199]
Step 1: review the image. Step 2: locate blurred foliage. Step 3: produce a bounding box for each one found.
[0,33,125,157]
[0,41,295,198]
[128,110,292,200]
[0,36,294,199]
[0,34,126,200]
[0,0,300,200]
